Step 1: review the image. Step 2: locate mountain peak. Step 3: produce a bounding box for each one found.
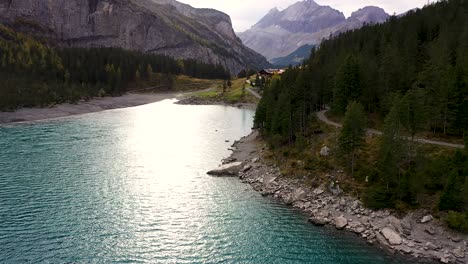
[239,0,345,59]
[296,0,319,8]
[250,0,345,31]
[350,6,389,23]
[268,7,280,14]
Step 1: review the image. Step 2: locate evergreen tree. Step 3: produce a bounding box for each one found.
[439,150,468,212]
[237,69,246,78]
[255,74,261,87]
[222,80,227,94]
[135,69,141,83]
[242,80,246,98]
[338,102,367,176]
[146,64,153,81]
[333,55,362,114]
[376,97,406,203]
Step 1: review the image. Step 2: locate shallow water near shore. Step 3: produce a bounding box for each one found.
[0,99,415,263]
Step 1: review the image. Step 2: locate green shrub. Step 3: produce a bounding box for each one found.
[446,211,468,233]
[363,185,395,209]
[304,157,315,171]
[439,170,465,211]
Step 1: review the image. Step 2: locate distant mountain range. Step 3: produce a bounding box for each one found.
[0,0,270,74]
[238,0,390,63]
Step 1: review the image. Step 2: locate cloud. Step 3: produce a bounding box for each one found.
[176,0,430,31]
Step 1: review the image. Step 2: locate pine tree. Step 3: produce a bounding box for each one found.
[135,69,141,83]
[242,81,246,98]
[338,101,367,176]
[439,150,467,212]
[378,97,406,199]
[255,74,260,87]
[64,70,71,85]
[146,64,153,81]
[222,80,227,94]
[401,89,427,140]
[333,55,362,114]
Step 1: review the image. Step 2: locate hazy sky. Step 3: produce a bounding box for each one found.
[176,0,431,32]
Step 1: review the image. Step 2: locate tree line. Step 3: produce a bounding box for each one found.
[254,0,467,231]
[0,24,230,110]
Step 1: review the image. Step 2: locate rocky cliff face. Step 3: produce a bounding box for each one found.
[0,0,270,74]
[238,0,389,61]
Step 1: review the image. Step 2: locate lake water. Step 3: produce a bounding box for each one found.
[0,99,414,263]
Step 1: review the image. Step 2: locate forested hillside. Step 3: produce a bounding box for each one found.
[0,24,229,110]
[254,0,467,231]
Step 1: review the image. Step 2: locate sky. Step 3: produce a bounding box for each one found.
[176,0,431,32]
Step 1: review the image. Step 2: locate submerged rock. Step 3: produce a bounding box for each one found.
[283,194,294,205]
[207,162,243,176]
[309,216,329,226]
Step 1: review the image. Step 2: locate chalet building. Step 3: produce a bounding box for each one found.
[259,69,285,77]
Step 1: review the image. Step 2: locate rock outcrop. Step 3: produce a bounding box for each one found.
[0,0,270,74]
[207,162,243,176]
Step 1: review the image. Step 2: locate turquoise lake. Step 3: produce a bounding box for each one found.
[0,99,415,263]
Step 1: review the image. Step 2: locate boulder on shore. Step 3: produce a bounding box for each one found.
[292,188,307,202]
[320,146,331,156]
[421,215,433,223]
[328,181,343,196]
[207,162,243,176]
[309,216,329,226]
[335,215,348,229]
[381,227,402,245]
[401,218,412,236]
[453,247,465,258]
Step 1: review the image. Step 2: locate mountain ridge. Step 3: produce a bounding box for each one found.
[0,0,270,74]
[270,44,316,66]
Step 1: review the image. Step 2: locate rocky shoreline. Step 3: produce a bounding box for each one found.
[175,96,256,109]
[216,130,467,264]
